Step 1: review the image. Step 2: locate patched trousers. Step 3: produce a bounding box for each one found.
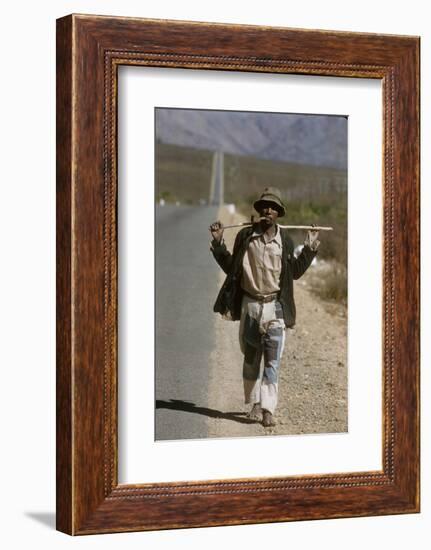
[239,294,286,414]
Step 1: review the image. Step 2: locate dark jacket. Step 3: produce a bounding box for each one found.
[211,225,317,328]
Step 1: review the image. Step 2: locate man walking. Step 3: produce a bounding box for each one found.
[209,187,320,427]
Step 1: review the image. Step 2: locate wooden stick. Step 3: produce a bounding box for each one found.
[222,221,257,229]
[278,225,333,231]
[222,221,333,231]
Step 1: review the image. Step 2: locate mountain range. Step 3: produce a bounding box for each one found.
[155,108,347,170]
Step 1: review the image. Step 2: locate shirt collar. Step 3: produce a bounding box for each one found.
[251,224,282,246]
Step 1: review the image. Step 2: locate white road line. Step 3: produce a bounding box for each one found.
[209,151,217,205]
[219,151,224,206]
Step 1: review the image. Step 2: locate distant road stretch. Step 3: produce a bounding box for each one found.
[209,151,224,206]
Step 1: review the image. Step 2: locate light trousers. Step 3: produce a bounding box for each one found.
[239,295,286,414]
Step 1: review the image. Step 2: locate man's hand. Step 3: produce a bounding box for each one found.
[209,220,224,243]
[304,224,320,251]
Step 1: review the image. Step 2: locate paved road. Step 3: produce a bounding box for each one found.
[155,204,220,440]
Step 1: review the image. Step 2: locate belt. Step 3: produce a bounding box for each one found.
[243,290,279,303]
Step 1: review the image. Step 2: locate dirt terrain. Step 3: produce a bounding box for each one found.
[207,207,348,438]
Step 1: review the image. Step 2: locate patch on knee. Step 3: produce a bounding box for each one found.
[264,327,283,360]
[264,326,283,374]
[243,360,260,381]
[264,343,279,364]
[244,344,259,366]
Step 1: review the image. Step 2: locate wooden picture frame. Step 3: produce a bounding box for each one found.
[56,14,420,535]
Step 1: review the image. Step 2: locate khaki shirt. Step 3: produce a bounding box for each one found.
[241,225,282,298]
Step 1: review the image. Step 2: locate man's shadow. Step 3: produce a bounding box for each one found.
[156,399,259,425]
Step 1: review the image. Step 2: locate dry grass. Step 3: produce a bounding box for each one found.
[306,261,347,306]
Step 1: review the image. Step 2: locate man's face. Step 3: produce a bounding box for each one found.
[259,201,280,226]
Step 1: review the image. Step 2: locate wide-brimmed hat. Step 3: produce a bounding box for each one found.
[253,187,286,218]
